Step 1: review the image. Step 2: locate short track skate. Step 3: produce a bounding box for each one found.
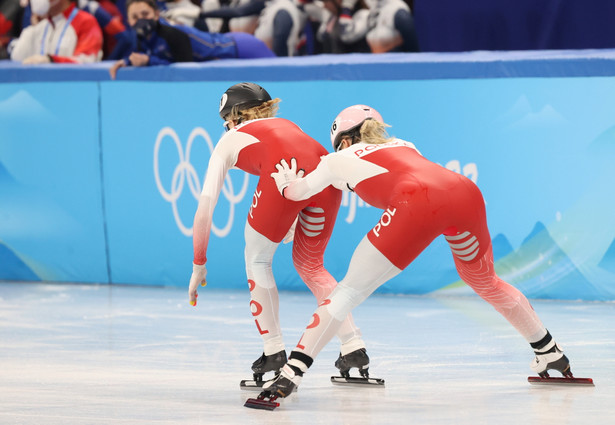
[240,376,297,392]
[528,362,593,386]
[528,335,594,386]
[240,378,269,391]
[330,375,385,386]
[330,366,385,386]
[331,348,385,387]
[528,370,594,386]
[241,351,288,391]
[244,392,280,411]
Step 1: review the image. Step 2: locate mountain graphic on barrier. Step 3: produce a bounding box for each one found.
[0,161,39,280]
[598,239,615,273]
[588,125,615,154]
[0,161,13,182]
[0,242,39,281]
[444,222,607,300]
[494,222,602,299]
[491,233,514,261]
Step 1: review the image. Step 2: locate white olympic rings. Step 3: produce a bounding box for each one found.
[153,126,250,237]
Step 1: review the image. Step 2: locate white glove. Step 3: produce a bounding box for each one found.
[162,7,201,21]
[23,54,51,65]
[283,216,298,244]
[270,158,305,197]
[188,263,207,306]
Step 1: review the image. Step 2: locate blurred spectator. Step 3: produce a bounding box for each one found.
[115,0,128,23]
[165,0,259,34]
[207,0,258,34]
[78,0,135,59]
[0,0,26,59]
[10,0,103,63]
[164,0,305,56]
[363,0,418,53]
[317,0,418,53]
[109,0,275,79]
[163,0,201,26]
[297,0,367,53]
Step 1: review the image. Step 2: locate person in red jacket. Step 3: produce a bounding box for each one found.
[188,84,370,384]
[10,0,102,63]
[261,104,574,400]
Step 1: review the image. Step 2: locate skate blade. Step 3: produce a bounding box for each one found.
[240,379,298,392]
[240,380,266,391]
[528,376,594,386]
[239,378,298,392]
[244,397,280,411]
[331,376,385,386]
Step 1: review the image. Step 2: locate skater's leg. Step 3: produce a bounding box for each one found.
[292,206,366,354]
[293,236,401,365]
[245,223,285,355]
[452,244,547,342]
[452,245,574,376]
[262,237,401,396]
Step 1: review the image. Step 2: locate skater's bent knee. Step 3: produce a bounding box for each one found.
[326,284,369,320]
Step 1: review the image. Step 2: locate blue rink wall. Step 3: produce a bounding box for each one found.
[1,51,615,301]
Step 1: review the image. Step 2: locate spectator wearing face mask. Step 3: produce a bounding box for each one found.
[109,0,275,79]
[10,0,103,64]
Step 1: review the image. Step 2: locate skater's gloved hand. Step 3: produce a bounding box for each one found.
[270,158,305,197]
[189,262,207,306]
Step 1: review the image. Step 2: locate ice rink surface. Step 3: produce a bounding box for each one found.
[0,281,613,425]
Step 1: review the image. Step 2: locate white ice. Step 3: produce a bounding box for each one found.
[0,282,613,424]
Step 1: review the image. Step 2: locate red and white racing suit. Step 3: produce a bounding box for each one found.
[282,138,548,362]
[193,117,365,356]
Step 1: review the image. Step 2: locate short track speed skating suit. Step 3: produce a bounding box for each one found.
[193,117,365,356]
[282,138,549,360]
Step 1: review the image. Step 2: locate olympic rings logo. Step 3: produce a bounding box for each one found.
[153,126,250,237]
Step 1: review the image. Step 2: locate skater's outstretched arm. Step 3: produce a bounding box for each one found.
[189,130,256,305]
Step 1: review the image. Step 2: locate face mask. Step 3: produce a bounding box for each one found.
[133,18,157,38]
[30,0,50,16]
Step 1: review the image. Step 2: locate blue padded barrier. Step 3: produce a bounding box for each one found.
[1,50,615,300]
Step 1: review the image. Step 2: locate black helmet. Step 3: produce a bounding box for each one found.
[219,82,272,119]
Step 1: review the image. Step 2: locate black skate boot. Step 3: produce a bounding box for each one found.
[527,331,594,386]
[262,368,300,398]
[251,350,287,382]
[331,348,385,386]
[335,348,370,378]
[529,331,571,378]
[244,365,302,410]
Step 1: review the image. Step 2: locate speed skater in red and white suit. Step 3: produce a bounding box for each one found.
[188,84,367,378]
[265,104,573,397]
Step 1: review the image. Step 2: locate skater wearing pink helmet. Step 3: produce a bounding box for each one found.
[246,104,589,409]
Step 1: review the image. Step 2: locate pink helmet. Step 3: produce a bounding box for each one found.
[330,105,384,151]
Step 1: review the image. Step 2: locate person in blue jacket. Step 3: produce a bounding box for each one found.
[80,0,134,60]
[109,0,275,79]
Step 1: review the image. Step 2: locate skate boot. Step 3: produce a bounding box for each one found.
[530,331,571,378]
[251,350,287,382]
[244,364,302,410]
[262,364,302,398]
[335,348,370,378]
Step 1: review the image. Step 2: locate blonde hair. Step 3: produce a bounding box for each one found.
[359,119,393,145]
[226,98,281,123]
